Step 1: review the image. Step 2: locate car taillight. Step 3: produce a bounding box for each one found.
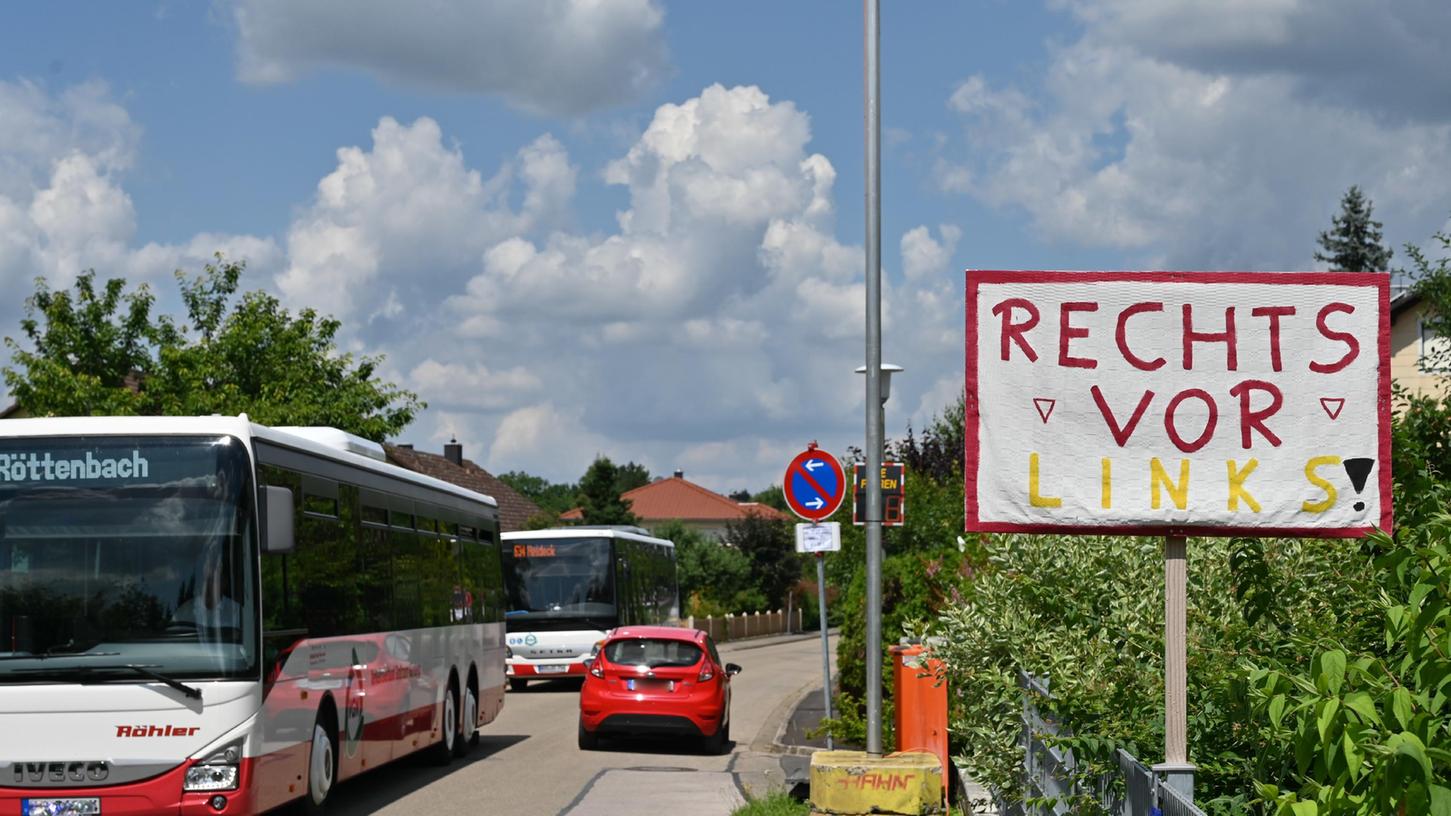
[590,659,604,679]
[698,663,715,683]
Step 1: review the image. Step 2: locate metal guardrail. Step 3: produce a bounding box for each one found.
[1011,672,1206,816]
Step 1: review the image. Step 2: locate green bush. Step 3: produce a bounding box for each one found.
[1246,508,1451,815]
[928,533,1382,810]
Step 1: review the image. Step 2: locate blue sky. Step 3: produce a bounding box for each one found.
[1,1,1448,492]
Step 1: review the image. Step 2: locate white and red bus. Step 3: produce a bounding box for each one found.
[0,416,506,814]
[501,528,677,690]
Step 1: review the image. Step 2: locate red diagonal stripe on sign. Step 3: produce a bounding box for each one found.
[790,461,834,504]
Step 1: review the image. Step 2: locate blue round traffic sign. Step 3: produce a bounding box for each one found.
[782,448,846,521]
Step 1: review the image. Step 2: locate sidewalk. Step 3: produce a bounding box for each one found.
[558,630,834,816]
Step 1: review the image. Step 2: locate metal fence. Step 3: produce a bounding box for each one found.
[1009,673,1205,816]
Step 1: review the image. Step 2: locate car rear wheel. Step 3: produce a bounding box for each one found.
[578,719,600,751]
[702,718,729,755]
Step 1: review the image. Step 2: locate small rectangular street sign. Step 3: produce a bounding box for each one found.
[853,462,904,526]
[964,270,1392,537]
[795,522,842,553]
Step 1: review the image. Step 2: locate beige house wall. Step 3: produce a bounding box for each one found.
[1390,300,1447,399]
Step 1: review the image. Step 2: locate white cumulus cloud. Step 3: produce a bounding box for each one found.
[940,1,1451,268]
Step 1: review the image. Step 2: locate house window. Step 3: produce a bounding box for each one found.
[1421,319,1451,373]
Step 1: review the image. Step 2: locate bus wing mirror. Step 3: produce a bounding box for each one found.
[263,486,295,554]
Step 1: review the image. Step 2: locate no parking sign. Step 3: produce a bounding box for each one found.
[782,445,846,522]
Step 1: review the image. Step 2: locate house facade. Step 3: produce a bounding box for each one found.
[1390,291,1447,400]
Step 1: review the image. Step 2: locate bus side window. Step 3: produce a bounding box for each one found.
[391,501,424,631]
[301,476,339,519]
[358,493,393,633]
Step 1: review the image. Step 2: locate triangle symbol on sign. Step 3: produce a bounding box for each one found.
[1033,398,1056,424]
[1320,398,1346,420]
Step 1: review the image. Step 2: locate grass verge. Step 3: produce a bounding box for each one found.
[730,789,810,816]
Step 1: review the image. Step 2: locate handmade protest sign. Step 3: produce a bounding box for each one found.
[964,271,1391,537]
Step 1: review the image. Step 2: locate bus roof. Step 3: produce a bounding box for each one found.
[0,414,498,510]
[503,527,675,548]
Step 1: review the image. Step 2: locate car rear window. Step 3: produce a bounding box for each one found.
[604,638,703,668]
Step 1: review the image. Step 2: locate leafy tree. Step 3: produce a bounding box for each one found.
[654,520,761,616]
[3,257,423,440]
[892,393,965,483]
[497,470,578,518]
[728,489,751,502]
[575,456,639,526]
[723,512,798,609]
[612,461,651,496]
[1315,185,1394,273]
[750,486,789,513]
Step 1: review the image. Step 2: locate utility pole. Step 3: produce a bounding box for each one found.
[862,0,884,758]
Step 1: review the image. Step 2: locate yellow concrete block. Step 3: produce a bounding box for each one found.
[809,750,944,815]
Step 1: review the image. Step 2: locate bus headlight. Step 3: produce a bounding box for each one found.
[184,764,238,792]
[185,739,242,792]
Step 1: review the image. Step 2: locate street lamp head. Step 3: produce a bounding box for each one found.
[856,363,904,403]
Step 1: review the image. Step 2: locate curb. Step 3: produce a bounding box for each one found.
[751,677,819,755]
[721,627,839,653]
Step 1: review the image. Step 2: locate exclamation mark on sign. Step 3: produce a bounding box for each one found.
[1343,458,1375,512]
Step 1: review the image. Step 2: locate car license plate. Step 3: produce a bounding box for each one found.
[22,799,101,816]
[538,664,568,674]
[626,678,675,692]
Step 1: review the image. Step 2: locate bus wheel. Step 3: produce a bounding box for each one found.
[430,683,460,766]
[509,678,527,693]
[304,714,337,812]
[454,685,478,757]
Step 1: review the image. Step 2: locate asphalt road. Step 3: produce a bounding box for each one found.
[313,632,835,816]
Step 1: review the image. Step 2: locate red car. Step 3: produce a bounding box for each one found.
[578,626,741,753]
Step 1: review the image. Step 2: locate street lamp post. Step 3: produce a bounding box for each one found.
[863,0,885,759]
[857,362,900,757]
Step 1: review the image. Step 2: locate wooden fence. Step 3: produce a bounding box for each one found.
[684,609,804,643]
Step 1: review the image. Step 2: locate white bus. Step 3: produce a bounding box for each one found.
[501,528,677,690]
[0,416,506,814]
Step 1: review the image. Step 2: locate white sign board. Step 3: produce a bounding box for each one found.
[795,522,842,553]
[965,271,1391,537]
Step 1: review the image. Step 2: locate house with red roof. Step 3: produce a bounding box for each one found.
[560,470,789,540]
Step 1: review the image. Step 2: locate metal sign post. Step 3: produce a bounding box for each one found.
[796,522,842,752]
[817,552,835,750]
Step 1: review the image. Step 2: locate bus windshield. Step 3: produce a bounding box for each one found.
[0,435,257,682]
[502,538,613,626]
